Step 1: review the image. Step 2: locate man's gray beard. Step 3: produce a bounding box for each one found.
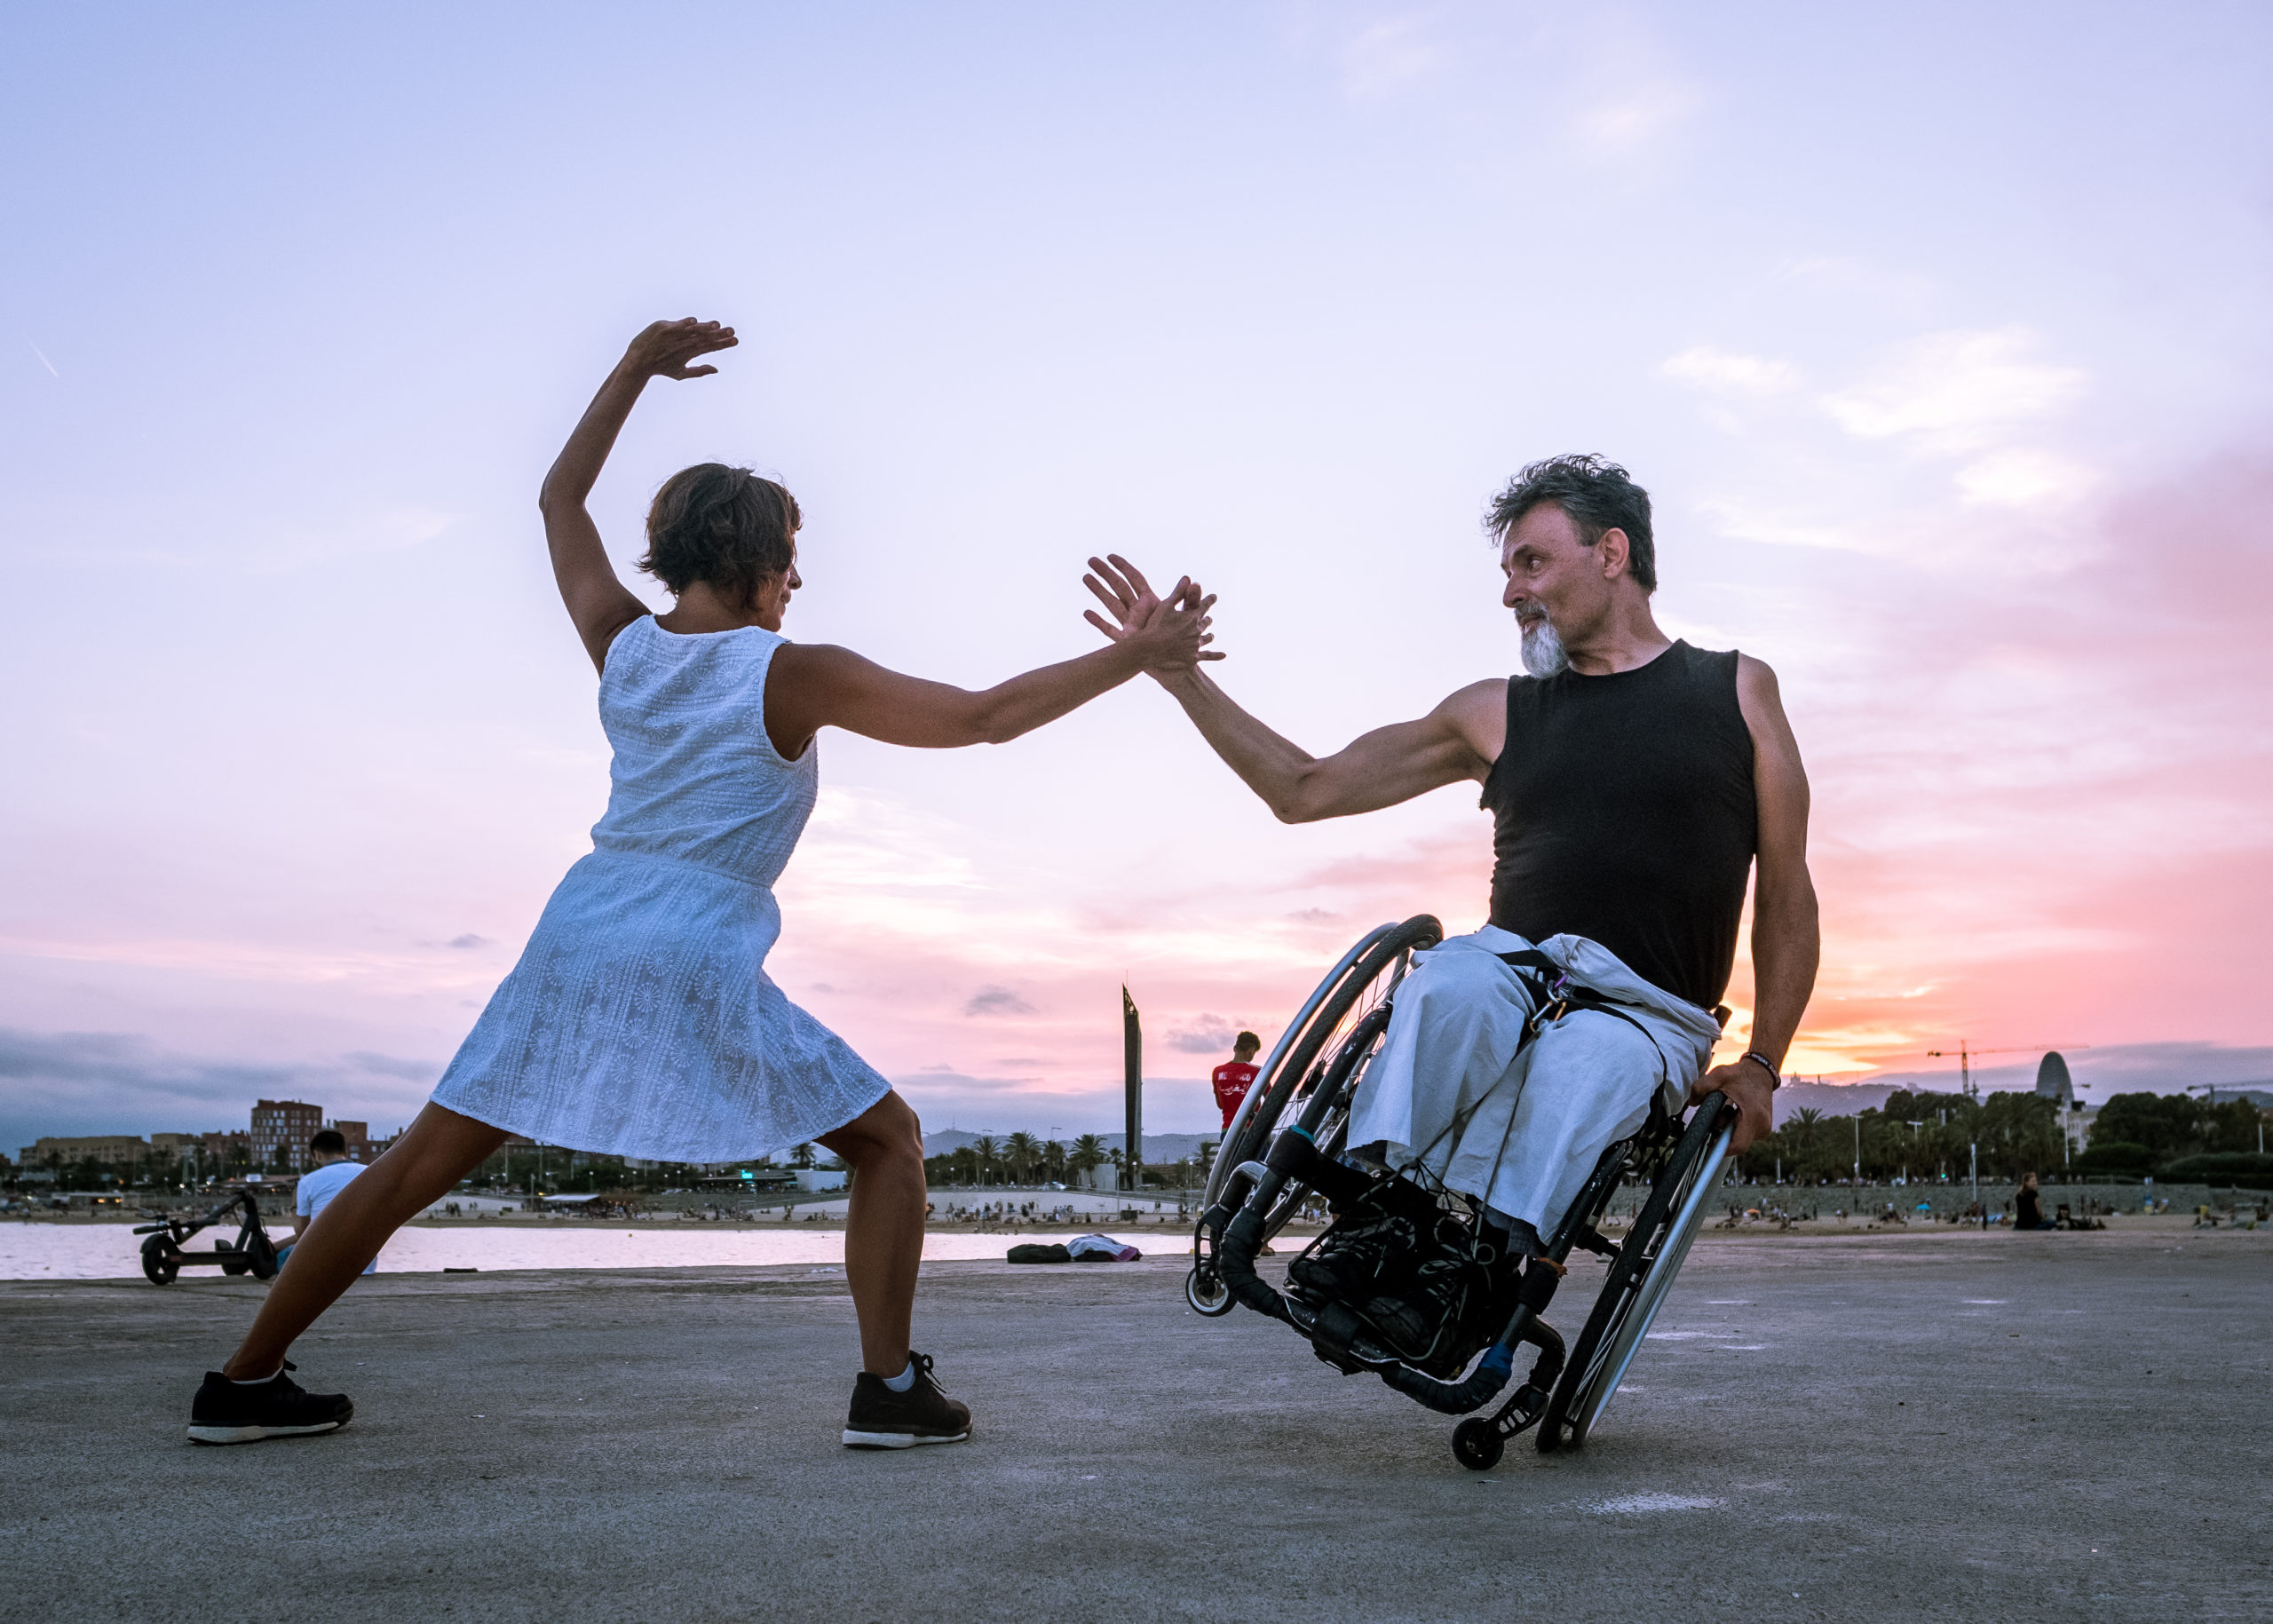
[1519,614,1569,678]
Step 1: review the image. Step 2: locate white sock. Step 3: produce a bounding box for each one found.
[881,1360,916,1393]
[229,1370,282,1385]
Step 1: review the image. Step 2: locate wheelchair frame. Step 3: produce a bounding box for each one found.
[1184,915,1737,1470]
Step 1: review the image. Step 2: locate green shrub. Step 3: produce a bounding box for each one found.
[2156,1153,2273,1190]
[2074,1141,2154,1176]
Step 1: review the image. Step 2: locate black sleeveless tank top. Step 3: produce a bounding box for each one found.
[1480,641,1756,1010]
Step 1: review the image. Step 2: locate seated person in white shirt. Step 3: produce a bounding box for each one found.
[281,1131,376,1276]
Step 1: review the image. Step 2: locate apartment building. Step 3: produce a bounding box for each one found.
[249,1099,324,1172]
[15,1135,152,1167]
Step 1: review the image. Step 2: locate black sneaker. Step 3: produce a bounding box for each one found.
[186,1363,353,1446]
[842,1351,971,1449]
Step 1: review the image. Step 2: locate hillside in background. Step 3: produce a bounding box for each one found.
[1773,1081,1896,1125]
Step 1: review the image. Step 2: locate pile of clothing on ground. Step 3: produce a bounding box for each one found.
[1005,1233,1142,1264]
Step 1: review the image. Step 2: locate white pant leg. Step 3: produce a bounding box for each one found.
[1475,1007,1667,1237]
[1347,925,1722,1240]
[1348,930,1540,1196]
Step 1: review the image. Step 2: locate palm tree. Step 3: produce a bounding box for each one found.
[1041,1139,1068,1183]
[972,1137,1000,1185]
[1005,1131,1038,1185]
[790,1142,816,1168]
[1069,1134,1106,1187]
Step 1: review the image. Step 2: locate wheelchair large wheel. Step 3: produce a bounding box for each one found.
[1538,1092,1735,1452]
[1204,915,1441,1234]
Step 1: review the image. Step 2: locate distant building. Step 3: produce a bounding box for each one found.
[16,1135,150,1168]
[202,1129,251,1168]
[249,1099,324,1172]
[329,1120,371,1161]
[149,1132,204,1170]
[2033,1054,2096,1155]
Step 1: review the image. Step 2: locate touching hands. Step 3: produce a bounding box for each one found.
[1689,1060,1776,1153]
[1083,554,1224,675]
[621,317,739,381]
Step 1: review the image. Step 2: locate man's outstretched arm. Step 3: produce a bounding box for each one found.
[1084,552,1500,820]
[1150,666,1500,823]
[1691,654,1820,1151]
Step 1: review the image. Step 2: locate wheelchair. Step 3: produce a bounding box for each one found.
[1184,915,1737,1470]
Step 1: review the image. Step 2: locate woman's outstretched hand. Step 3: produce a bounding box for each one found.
[1083,554,1223,673]
[621,317,739,380]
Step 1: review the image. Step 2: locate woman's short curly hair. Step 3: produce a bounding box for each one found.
[638,463,800,608]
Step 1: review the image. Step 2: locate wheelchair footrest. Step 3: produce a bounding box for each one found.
[1381,1342,1517,1414]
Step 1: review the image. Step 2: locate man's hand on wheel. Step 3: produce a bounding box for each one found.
[1690,1061,1775,1153]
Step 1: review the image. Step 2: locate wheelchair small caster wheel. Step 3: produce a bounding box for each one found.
[1184,1265,1234,1318]
[1453,1418,1504,1471]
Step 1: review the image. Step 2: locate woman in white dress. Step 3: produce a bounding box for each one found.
[188,318,1217,1449]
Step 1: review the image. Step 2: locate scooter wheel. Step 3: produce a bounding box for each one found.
[140,1238,178,1286]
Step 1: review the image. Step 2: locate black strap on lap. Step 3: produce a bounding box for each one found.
[1494,950,1659,1050]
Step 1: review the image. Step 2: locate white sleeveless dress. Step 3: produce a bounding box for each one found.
[429,616,891,1161]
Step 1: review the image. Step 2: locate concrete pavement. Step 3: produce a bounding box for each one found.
[3,1224,2267,1621]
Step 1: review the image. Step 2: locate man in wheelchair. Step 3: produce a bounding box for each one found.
[1085,456,1818,1451]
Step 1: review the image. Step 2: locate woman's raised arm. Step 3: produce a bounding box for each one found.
[538,319,740,672]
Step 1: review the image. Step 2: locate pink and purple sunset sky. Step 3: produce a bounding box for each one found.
[4,3,2270,1152]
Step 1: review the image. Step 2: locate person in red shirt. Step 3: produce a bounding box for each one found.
[1212,1031,1263,1129]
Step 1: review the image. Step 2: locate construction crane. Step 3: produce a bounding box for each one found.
[1923,1042,2090,1100]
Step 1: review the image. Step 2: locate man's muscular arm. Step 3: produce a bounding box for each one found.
[1690,654,1820,1152]
[1085,553,1501,820]
[1149,667,1501,822]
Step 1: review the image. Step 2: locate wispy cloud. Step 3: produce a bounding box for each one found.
[1166,1013,1247,1055]
[0,1029,440,1151]
[243,507,457,574]
[963,986,1038,1018]
[1566,76,1703,165]
[1340,15,1444,98]
[1819,328,2087,454]
[342,1051,441,1082]
[1662,345,1801,398]
[1951,447,2100,511]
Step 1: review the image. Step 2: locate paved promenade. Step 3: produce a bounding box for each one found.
[4,1224,2266,1622]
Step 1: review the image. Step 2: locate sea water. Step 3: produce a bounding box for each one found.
[0,1224,1160,1281]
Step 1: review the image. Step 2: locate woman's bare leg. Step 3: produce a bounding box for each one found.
[818,1090,928,1376]
[220,1103,508,1379]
